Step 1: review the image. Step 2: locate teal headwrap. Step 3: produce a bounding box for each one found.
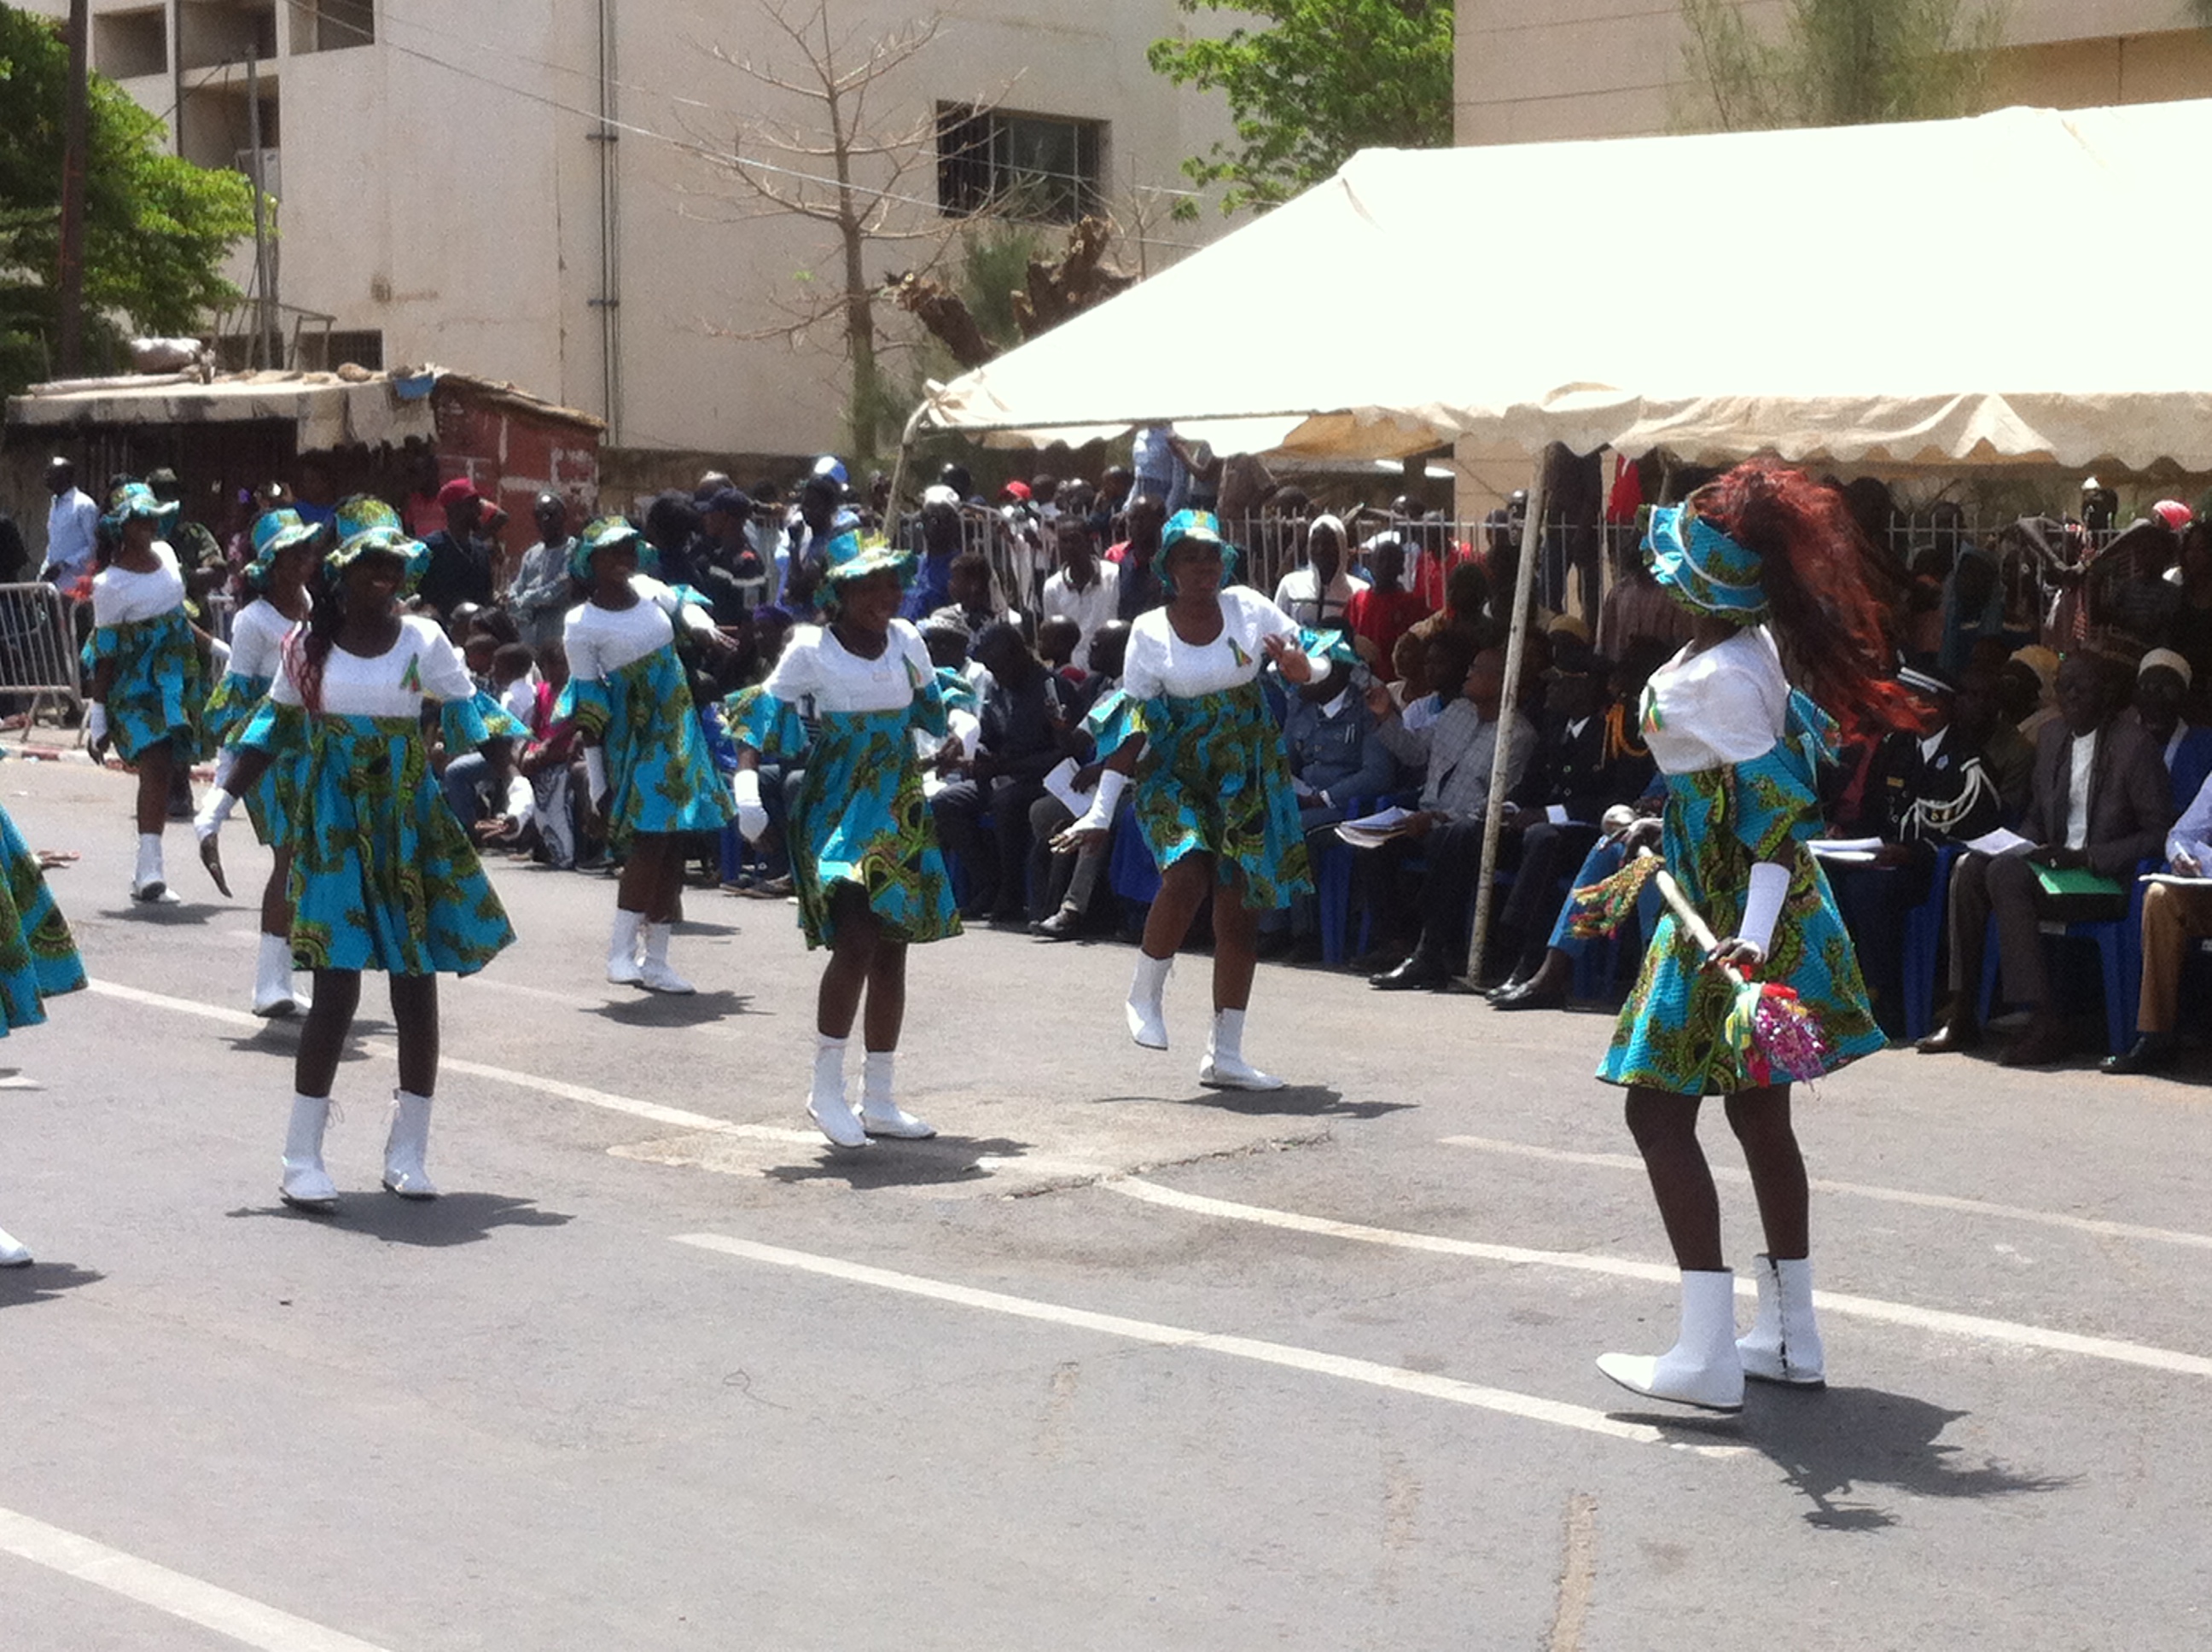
[1645,504,1767,625]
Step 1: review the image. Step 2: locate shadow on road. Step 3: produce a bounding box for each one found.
[0,1261,104,1309]
[766,1134,1037,1190]
[1097,1085,1410,1121]
[585,989,755,1028]
[95,902,222,925]
[224,1191,574,1248]
[1615,1383,2073,1530]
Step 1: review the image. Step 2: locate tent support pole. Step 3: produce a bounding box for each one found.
[888,400,930,519]
[1464,462,1547,992]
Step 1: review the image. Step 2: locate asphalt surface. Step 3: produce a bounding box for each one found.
[0,749,2208,1650]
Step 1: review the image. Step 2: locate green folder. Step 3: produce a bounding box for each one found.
[2033,864,2123,899]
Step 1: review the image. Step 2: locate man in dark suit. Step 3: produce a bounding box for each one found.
[1918,651,2174,1066]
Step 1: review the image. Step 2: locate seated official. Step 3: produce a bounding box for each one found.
[929,622,1076,924]
[1260,645,1398,958]
[2130,647,2212,814]
[1029,623,1132,939]
[1359,648,1535,990]
[1919,651,2174,1067]
[2104,762,2212,1074]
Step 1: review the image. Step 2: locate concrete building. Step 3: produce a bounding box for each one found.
[1457,0,2212,147]
[31,0,1234,469]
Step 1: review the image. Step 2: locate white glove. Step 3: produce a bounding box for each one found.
[1734,860,1791,962]
[84,704,108,747]
[733,768,770,843]
[194,788,238,841]
[504,775,533,821]
[1071,769,1126,837]
[584,746,608,808]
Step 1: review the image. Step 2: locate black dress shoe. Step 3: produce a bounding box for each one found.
[1032,907,1082,940]
[2102,1034,2175,1075]
[1483,974,1528,1001]
[1371,952,1451,991]
[1915,1021,1983,1055]
[1491,981,1568,1012]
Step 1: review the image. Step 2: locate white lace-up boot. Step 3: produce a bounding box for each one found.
[807,1034,866,1149]
[638,922,695,995]
[0,1221,31,1267]
[381,1090,439,1199]
[1597,1270,1745,1412]
[858,1050,934,1139]
[253,933,303,1017]
[1125,952,1172,1049]
[1738,1253,1826,1387]
[1198,1008,1285,1091]
[132,834,177,904]
[280,1094,339,1211]
[607,908,645,986]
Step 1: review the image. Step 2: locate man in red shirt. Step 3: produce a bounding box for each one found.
[1343,536,1431,680]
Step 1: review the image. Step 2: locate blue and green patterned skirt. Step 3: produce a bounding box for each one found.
[88,610,207,764]
[1132,680,1312,911]
[206,671,294,846]
[561,646,732,851]
[1599,728,1885,1096]
[237,701,516,977]
[0,801,85,1037]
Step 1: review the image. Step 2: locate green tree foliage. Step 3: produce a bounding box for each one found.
[1677,0,2007,132]
[0,5,256,391]
[1147,0,1453,216]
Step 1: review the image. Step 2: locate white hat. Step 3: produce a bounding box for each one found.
[2139,647,2193,687]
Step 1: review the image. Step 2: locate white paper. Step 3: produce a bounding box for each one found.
[1808,835,1883,854]
[1043,757,1096,818]
[1811,849,1880,864]
[1965,827,2034,856]
[2144,872,2212,888]
[1343,805,1416,832]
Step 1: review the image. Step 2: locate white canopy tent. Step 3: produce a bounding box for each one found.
[917,98,2212,983]
[920,99,2212,474]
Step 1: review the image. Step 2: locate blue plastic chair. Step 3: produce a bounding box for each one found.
[1900,844,1959,1042]
[1977,864,2147,1056]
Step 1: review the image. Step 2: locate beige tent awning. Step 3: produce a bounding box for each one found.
[923,100,2212,472]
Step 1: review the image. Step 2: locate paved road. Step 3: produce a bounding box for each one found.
[1,753,2207,1650]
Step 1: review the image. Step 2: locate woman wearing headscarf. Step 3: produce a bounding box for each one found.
[1593,462,1912,1412]
[731,529,961,1149]
[1058,510,1316,1091]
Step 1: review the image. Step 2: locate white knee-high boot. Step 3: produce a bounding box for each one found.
[607,908,645,986]
[253,933,304,1017]
[1738,1254,1826,1387]
[1597,1270,1744,1412]
[858,1050,934,1139]
[1126,952,1172,1049]
[281,1094,339,1210]
[132,834,177,903]
[807,1034,866,1149]
[1199,1008,1284,1091]
[382,1090,439,1199]
[638,922,695,995]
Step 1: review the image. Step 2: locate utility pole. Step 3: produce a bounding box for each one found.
[246,47,276,368]
[56,0,90,375]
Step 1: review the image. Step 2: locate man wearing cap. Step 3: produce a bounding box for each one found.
[2130,648,2212,813]
[509,492,577,651]
[902,484,965,620]
[39,458,101,587]
[690,487,763,621]
[418,478,498,620]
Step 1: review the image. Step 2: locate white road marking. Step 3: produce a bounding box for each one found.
[1107,1178,2212,1380]
[0,1504,393,1652]
[670,1232,1746,1457]
[84,979,821,1147]
[1442,1133,2212,1254]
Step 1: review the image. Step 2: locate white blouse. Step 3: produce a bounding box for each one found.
[1641,627,1788,777]
[228,596,301,682]
[90,544,185,627]
[271,615,477,718]
[765,620,934,714]
[1122,586,1304,701]
[563,576,713,681]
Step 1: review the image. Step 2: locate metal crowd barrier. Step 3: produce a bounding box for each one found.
[0,583,85,742]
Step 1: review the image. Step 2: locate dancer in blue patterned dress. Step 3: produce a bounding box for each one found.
[201,507,321,1016]
[0,800,88,1266]
[195,507,519,1211]
[562,515,736,996]
[732,531,958,1149]
[1057,511,1316,1091]
[84,482,207,903]
[1592,462,1916,1413]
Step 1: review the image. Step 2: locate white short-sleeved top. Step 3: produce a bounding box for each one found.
[90,544,185,627]
[1641,627,1788,777]
[765,619,933,714]
[1122,587,1301,701]
[271,615,476,718]
[563,576,709,681]
[228,596,301,682]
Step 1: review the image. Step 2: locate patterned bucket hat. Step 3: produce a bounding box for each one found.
[821,526,915,590]
[242,508,322,589]
[328,493,429,595]
[1158,509,1240,592]
[1644,503,1768,625]
[569,515,643,584]
[102,481,178,536]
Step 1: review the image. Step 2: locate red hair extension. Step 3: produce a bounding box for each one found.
[1693,460,1919,736]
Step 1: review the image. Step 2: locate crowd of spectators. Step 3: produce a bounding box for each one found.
[31,445,2212,1077]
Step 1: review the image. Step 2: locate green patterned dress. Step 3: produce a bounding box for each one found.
[1598,632,1884,1094]
[736,619,960,950]
[86,549,207,763]
[0,802,85,1036]
[236,617,519,977]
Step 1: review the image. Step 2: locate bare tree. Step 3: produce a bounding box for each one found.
[692,1,985,461]
[1677,0,2005,132]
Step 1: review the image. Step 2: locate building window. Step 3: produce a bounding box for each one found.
[937,105,1103,224]
[288,0,374,54]
[178,1,276,72]
[303,329,385,371]
[94,9,169,79]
